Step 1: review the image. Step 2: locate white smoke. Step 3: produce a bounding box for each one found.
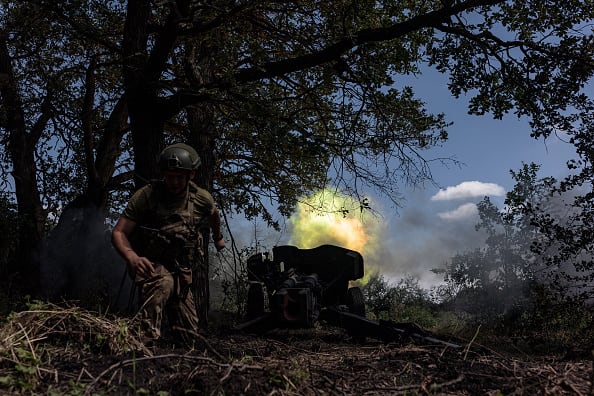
[437,202,478,220]
[40,205,134,312]
[374,193,487,289]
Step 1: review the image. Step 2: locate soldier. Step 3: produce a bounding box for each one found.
[112,143,225,345]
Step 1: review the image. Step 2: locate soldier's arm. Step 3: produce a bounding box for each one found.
[209,207,225,251]
[112,216,156,278]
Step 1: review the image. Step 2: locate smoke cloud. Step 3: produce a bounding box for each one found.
[437,202,478,220]
[286,188,488,288]
[376,192,487,288]
[287,188,384,280]
[40,205,133,312]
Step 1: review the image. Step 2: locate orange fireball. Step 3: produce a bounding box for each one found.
[288,188,383,284]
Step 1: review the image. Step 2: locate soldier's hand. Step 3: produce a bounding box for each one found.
[214,238,226,252]
[128,255,156,278]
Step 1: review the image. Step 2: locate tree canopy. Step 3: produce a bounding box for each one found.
[0,0,593,297]
[439,163,556,296]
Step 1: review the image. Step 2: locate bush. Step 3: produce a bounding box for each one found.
[435,281,594,353]
[362,273,440,329]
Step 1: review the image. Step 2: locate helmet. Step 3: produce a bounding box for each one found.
[158,143,201,172]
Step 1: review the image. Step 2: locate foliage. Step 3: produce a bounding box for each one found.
[438,163,555,310]
[528,124,594,299]
[363,273,439,328]
[2,1,593,219]
[0,1,124,216]
[438,283,594,353]
[362,273,395,319]
[436,163,594,351]
[500,285,594,353]
[209,247,251,318]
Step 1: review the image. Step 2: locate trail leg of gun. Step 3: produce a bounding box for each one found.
[234,313,275,333]
[321,308,404,342]
[321,308,461,348]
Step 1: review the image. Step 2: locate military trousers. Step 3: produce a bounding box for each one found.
[136,265,199,346]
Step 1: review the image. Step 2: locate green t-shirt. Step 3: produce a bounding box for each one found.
[122,180,215,228]
[122,180,215,267]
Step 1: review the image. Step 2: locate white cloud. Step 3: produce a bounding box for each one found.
[437,203,478,220]
[431,181,505,201]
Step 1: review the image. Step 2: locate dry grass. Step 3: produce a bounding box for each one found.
[0,302,592,395]
[0,301,150,355]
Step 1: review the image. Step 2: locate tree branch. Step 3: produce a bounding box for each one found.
[235,0,504,82]
[82,54,99,186]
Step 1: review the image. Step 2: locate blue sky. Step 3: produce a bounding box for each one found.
[411,67,576,189]
[366,68,578,287]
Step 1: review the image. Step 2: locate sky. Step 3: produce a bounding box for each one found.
[228,67,579,289]
[369,69,577,287]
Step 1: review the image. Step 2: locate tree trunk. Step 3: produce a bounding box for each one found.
[41,55,129,306]
[129,100,165,186]
[188,105,216,328]
[185,38,219,328]
[11,144,44,294]
[0,34,46,295]
[123,0,171,186]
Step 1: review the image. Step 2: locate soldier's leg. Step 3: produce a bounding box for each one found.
[167,268,200,346]
[137,265,174,342]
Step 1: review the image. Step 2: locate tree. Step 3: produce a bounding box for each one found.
[363,273,437,326]
[0,1,592,312]
[440,163,558,317]
[362,273,395,319]
[527,100,594,298]
[0,2,128,296]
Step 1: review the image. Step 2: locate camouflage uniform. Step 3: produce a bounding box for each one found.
[122,180,215,344]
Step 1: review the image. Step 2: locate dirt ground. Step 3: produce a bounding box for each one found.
[0,305,592,395]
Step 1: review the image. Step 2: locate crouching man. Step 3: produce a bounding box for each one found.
[112,143,225,345]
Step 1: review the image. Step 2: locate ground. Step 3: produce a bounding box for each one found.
[0,304,592,395]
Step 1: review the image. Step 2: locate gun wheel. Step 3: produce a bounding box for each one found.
[347,286,365,317]
[246,282,265,319]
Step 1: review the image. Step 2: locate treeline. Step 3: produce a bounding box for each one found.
[361,163,594,352]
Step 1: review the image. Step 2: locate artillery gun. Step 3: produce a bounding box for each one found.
[236,244,459,348]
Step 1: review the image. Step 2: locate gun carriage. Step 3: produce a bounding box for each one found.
[237,244,459,348]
